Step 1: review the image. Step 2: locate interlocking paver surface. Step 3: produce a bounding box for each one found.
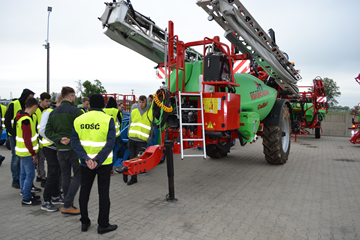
[0,135,359,240]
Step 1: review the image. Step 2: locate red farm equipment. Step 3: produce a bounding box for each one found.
[102,93,137,112]
[349,75,360,144]
[289,77,328,141]
[99,0,312,199]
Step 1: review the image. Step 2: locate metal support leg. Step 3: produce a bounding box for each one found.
[164,140,177,202]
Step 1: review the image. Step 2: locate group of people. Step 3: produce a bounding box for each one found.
[0,87,155,234]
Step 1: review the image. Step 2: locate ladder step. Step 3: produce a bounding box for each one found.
[181,123,203,126]
[183,154,206,157]
[180,93,202,96]
[181,108,202,111]
[183,138,203,141]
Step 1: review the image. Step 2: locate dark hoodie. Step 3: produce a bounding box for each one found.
[105,97,122,124]
[15,110,36,156]
[4,88,35,135]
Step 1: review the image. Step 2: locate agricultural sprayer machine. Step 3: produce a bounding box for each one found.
[289,77,328,141]
[349,75,360,144]
[99,0,310,199]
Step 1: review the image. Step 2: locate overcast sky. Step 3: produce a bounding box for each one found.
[1,0,359,107]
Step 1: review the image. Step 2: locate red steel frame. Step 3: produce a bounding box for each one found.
[349,103,360,144]
[102,93,137,112]
[290,78,328,141]
[121,21,247,175]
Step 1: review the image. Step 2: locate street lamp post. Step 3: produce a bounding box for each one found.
[45,6,52,93]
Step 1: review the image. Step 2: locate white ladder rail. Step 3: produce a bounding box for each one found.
[178,92,207,160]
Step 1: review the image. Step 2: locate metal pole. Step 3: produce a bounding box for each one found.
[164,140,177,202]
[46,6,52,94]
[47,43,50,93]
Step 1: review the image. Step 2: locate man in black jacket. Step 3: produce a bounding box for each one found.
[5,88,35,189]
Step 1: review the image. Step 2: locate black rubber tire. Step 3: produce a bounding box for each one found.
[6,139,11,150]
[315,122,321,139]
[262,104,291,165]
[206,144,228,159]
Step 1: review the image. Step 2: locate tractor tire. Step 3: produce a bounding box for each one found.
[315,122,321,139]
[6,139,11,150]
[262,104,291,165]
[206,144,228,159]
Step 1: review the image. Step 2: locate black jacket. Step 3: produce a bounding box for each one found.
[4,88,35,135]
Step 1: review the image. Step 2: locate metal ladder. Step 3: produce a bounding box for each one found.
[178,92,206,159]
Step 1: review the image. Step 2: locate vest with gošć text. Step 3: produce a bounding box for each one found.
[129,105,153,141]
[15,115,39,157]
[73,111,113,165]
[0,104,6,130]
[8,100,22,136]
[103,108,121,137]
[40,108,53,147]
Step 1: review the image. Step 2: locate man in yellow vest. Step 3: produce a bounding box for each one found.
[15,97,41,206]
[0,103,7,166]
[5,88,36,189]
[71,94,117,234]
[34,92,51,187]
[127,95,153,185]
[103,97,126,160]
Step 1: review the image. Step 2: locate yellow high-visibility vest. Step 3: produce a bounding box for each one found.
[73,111,113,165]
[15,115,39,157]
[129,106,153,141]
[0,104,6,130]
[7,100,22,136]
[103,108,121,137]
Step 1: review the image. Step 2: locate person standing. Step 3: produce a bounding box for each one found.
[15,97,41,206]
[5,88,35,189]
[0,103,6,166]
[45,86,83,215]
[79,97,90,113]
[40,94,64,212]
[127,95,153,185]
[71,94,117,234]
[148,94,153,103]
[35,92,51,187]
[103,97,126,159]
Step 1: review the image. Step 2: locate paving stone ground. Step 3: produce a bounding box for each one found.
[0,135,360,240]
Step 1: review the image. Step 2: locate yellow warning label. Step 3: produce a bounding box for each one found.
[207,121,214,129]
[203,98,218,114]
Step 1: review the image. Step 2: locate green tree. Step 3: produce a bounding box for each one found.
[75,80,84,98]
[323,77,341,107]
[50,92,58,102]
[82,79,107,97]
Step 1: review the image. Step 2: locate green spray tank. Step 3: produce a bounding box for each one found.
[166,60,277,142]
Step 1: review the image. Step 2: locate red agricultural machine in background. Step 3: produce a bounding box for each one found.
[102,93,137,111]
[349,74,360,144]
[289,77,328,141]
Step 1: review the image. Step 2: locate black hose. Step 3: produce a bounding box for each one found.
[235,129,248,146]
[300,102,323,127]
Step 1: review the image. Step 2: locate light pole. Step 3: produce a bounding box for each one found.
[45,6,52,93]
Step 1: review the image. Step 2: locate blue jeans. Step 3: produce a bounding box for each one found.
[9,136,20,182]
[19,156,35,200]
